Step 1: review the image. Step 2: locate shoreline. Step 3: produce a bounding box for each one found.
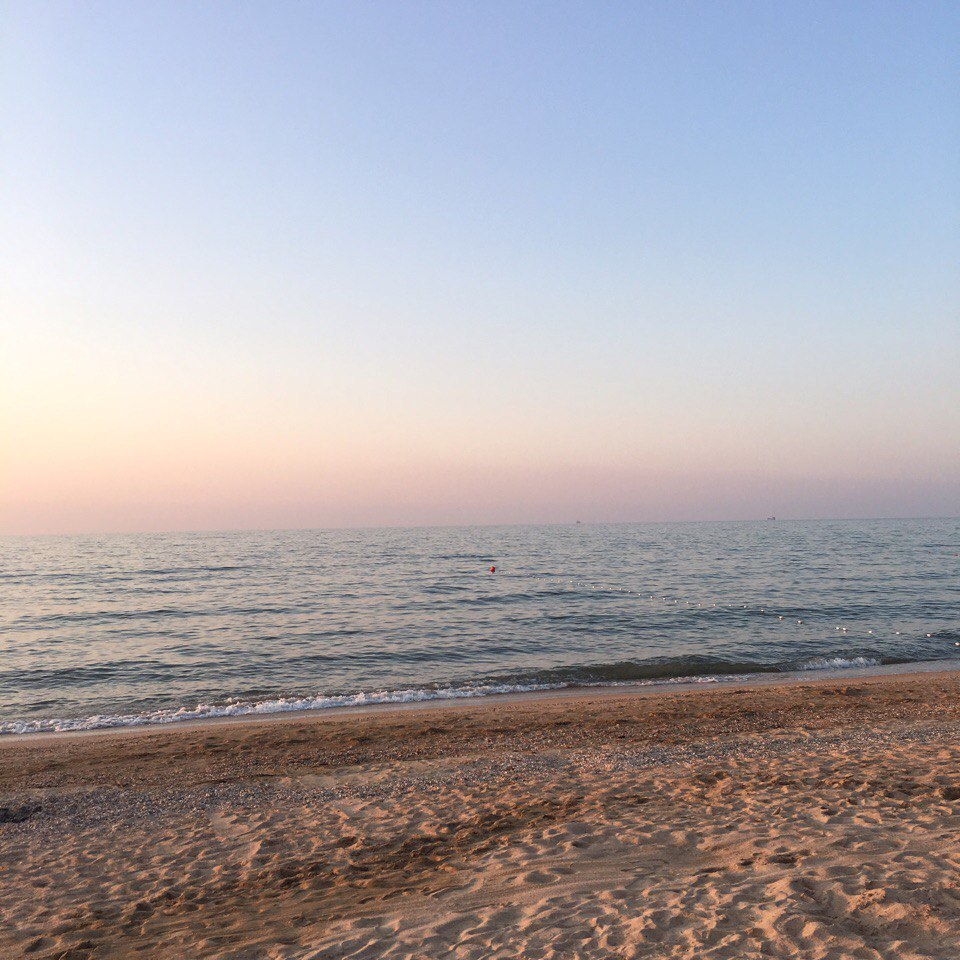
[4,656,960,745]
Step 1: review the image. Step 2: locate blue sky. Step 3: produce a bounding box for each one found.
[2,1,958,533]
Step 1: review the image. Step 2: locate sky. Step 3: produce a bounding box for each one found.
[1,1,958,535]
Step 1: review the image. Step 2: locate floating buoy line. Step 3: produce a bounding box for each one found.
[521,575,959,647]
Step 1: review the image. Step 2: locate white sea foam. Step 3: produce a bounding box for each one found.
[796,656,882,671]
[0,683,569,735]
[0,675,738,735]
[0,657,888,735]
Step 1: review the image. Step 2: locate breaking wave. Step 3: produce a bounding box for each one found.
[0,653,897,735]
[795,656,882,671]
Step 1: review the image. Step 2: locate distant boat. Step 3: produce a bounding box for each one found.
[767,516,776,521]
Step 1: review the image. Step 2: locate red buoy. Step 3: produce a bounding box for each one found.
[489,565,496,573]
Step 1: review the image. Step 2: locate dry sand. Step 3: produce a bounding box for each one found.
[3,671,960,959]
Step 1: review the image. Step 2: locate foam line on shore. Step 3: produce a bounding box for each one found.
[0,654,918,736]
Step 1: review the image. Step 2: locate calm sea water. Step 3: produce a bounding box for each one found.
[1,519,958,734]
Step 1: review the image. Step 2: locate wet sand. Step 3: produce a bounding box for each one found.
[3,670,960,959]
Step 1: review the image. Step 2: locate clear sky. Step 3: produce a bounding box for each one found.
[2,1,958,534]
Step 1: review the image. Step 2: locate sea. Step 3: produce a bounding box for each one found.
[1,518,958,735]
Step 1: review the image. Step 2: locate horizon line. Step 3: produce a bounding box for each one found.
[2,514,958,540]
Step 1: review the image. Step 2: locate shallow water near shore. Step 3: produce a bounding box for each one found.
[1,518,958,733]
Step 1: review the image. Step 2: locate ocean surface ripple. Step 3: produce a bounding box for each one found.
[1,519,958,734]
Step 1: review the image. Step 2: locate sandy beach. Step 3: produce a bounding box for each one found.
[3,671,960,959]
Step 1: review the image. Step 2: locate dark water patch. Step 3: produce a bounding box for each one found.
[486,657,780,686]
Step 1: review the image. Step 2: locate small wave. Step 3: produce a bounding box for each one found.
[0,651,901,735]
[493,657,776,686]
[0,683,569,735]
[795,656,882,671]
[2,673,751,734]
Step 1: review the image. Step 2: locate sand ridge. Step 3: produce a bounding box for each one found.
[2,672,960,958]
